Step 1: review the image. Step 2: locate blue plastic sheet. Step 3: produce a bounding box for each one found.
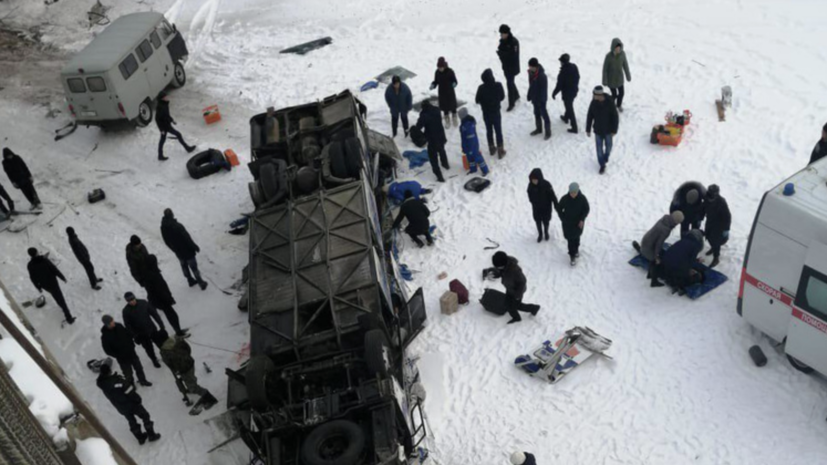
[402,149,430,169]
[628,243,728,300]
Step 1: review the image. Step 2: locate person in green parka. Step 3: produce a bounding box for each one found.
[602,38,631,112]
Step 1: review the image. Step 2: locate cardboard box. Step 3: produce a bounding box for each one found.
[440,291,459,315]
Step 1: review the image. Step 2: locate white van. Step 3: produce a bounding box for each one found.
[60,12,188,128]
[739,158,827,376]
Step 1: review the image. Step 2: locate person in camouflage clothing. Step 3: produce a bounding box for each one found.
[159,335,217,408]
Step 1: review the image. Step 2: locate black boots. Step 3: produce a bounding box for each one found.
[145,422,161,442]
[131,426,148,445]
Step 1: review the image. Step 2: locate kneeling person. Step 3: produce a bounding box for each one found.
[660,229,705,294]
[392,190,433,248]
[487,251,540,324]
[633,210,683,288]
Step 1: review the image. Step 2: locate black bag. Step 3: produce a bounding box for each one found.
[480,288,509,316]
[88,188,106,203]
[464,177,491,193]
[409,126,427,148]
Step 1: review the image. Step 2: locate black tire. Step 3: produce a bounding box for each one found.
[259,163,279,200]
[748,345,767,367]
[328,141,348,179]
[786,353,814,374]
[248,181,264,207]
[364,329,391,377]
[301,420,365,465]
[245,355,275,410]
[343,137,363,179]
[186,149,224,180]
[171,62,186,88]
[136,99,153,127]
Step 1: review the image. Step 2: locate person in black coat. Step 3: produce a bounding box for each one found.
[0,181,13,219]
[101,315,151,387]
[27,248,74,324]
[122,292,166,367]
[384,75,413,137]
[431,57,459,127]
[96,360,160,444]
[66,227,102,290]
[669,181,707,236]
[703,185,731,268]
[475,68,507,157]
[415,100,449,182]
[2,148,40,209]
[155,92,195,161]
[161,208,207,290]
[143,254,187,336]
[660,229,705,293]
[585,86,619,174]
[392,190,433,247]
[527,58,551,140]
[809,123,827,165]
[557,183,590,266]
[126,235,152,288]
[488,252,539,324]
[552,53,580,133]
[497,24,520,111]
[527,168,558,243]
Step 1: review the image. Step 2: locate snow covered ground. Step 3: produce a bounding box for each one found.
[1,0,827,464]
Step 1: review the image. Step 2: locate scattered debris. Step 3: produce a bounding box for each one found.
[54,121,77,141]
[437,271,448,280]
[87,188,105,203]
[376,66,417,84]
[280,37,332,55]
[87,1,111,27]
[203,105,221,125]
[483,238,500,250]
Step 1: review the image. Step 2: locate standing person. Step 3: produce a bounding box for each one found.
[392,190,433,248]
[585,86,619,174]
[160,208,208,290]
[159,335,217,409]
[27,248,74,324]
[156,92,196,161]
[384,75,413,137]
[552,53,580,134]
[661,230,705,294]
[458,108,490,176]
[101,315,152,387]
[415,100,449,182]
[2,148,41,210]
[475,68,507,157]
[703,185,731,268]
[510,451,537,465]
[144,254,188,337]
[632,211,684,288]
[487,252,540,324]
[430,57,459,128]
[122,292,165,368]
[126,235,152,288]
[527,168,558,243]
[669,181,707,236]
[527,58,551,140]
[808,122,827,165]
[497,24,520,111]
[66,227,103,290]
[0,181,14,220]
[557,183,590,266]
[96,360,161,444]
[602,38,631,112]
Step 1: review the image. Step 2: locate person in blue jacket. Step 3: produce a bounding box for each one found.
[527,58,551,140]
[385,180,432,204]
[660,229,705,294]
[458,108,489,176]
[384,75,413,138]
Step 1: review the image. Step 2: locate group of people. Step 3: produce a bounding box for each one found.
[527,170,590,265]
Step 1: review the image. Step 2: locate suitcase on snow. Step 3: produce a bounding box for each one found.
[480,288,509,316]
[449,279,469,305]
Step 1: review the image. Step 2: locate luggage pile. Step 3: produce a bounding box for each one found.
[650,110,692,147]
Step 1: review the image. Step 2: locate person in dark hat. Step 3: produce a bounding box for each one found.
[2,148,40,209]
[585,86,619,174]
[415,100,450,182]
[703,184,731,268]
[143,254,188,336]
[155,92,196,161]
[488,251,540,324]
[552,53,580,133]
[66,227,103,290]
[122,292,166,368]
[527,168,558,243]
[101,315,151,387]
[527,58,551,140]
[809,122,827,165]
[160,208,208,290]
[126,235,152,288]
[669,181,707,236]
[96,359,160,444]
[430,57,459,128]
[384,75,413,137]
[475,68,507,158]
[497,24,521,111]
[27,247,74,324]
[392,190,433,248]
[557,182,590,266]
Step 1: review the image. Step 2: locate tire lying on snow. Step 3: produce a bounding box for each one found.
[301,420,365,465]
[187,149,226,180]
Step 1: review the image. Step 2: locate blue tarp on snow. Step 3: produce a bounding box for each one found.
[402,149,430,169]
[628,243,728,300]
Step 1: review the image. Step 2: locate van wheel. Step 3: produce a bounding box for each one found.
[301,420,365,465]
[172,62,186,88]
[786,354,814,374]
[136,100,153,127]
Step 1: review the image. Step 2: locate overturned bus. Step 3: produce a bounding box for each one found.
[226,90,430,465]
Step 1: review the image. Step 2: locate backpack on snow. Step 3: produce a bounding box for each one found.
[409,126,428,148]
[464,177,491,193]
[449,279,469,305]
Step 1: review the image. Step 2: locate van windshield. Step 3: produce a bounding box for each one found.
[67,78,86,93]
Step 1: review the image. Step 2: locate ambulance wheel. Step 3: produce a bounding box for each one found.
[172,62,186,88]
[786,354,814,374]
[136,99,153,127]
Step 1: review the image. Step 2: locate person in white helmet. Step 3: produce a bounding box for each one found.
[511,451,537,465]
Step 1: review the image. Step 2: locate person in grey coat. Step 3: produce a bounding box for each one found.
[633,210,684,287]
[602,38,631,112]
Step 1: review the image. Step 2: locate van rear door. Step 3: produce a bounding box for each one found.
[786,241,827,374]
[64,74,120,122]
